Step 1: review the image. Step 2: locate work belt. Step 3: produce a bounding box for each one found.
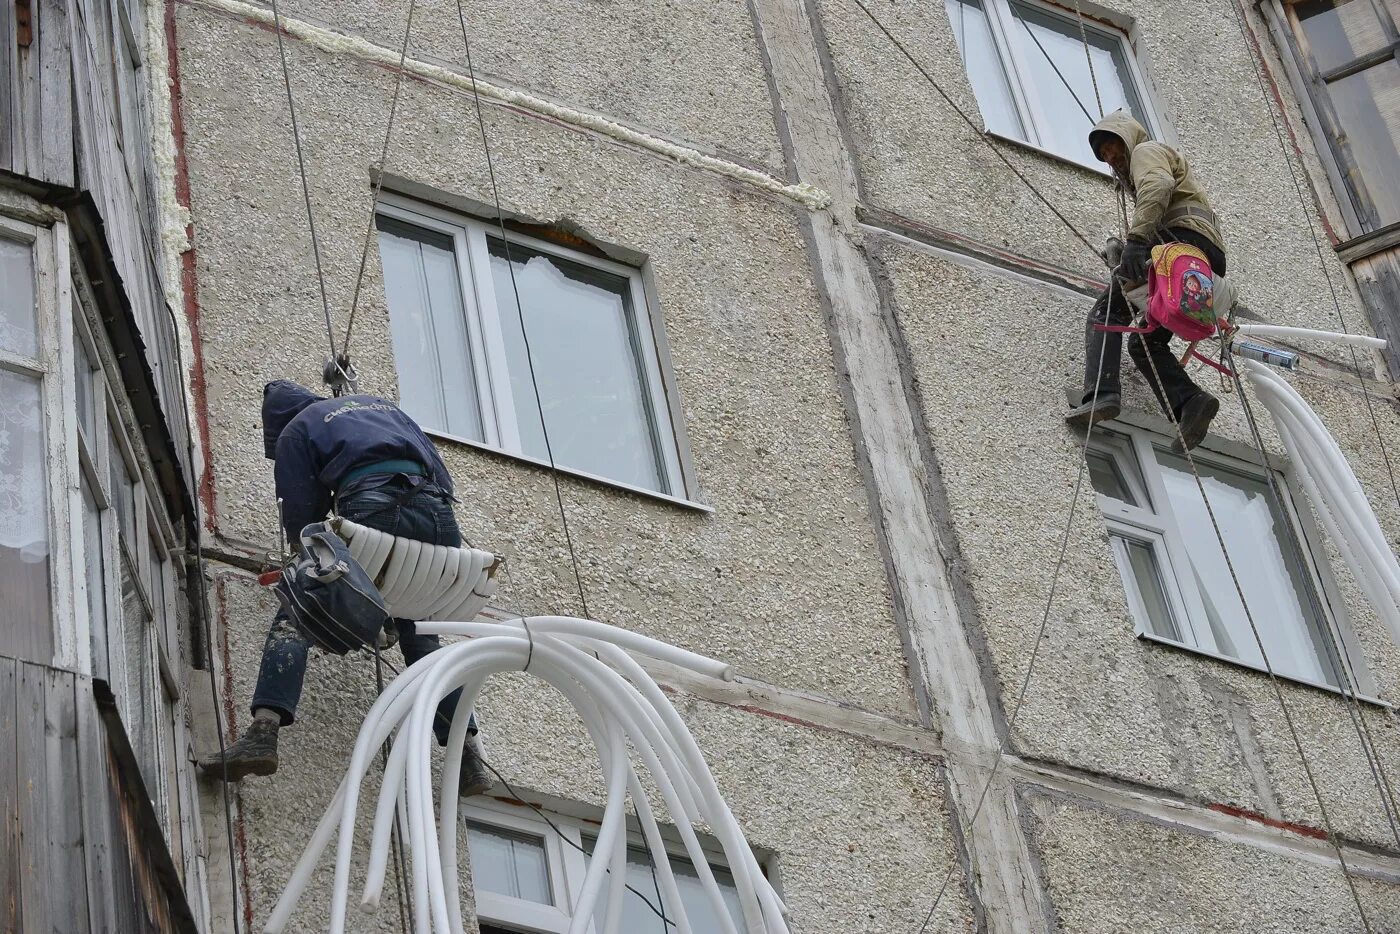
[340,458,427,487]
[1163,204,1218,228]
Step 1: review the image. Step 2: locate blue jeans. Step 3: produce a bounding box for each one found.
[251,474,472,744]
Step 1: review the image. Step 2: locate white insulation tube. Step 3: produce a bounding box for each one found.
[1239,359,1400,645]
[1232,323,1387,351]
[264,617,791,934]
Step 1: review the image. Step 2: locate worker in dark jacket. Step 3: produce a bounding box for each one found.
[199,381,492,795]
[1066,110,1228,451]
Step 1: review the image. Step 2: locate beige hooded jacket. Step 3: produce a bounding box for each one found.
[1089,110,1224,252]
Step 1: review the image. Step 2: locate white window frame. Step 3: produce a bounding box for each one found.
[377,195,700,509]
[464,797,751,934]
[1089,424,1376,697]
[946,0,1162,171]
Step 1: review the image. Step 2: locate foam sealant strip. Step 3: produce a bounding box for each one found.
[187,0,833,212]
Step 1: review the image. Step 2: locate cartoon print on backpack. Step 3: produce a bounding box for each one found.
[1180,268,1214,326]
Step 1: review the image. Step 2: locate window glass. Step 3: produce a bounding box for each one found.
[377,218,485,442]
[946,0,1025,137]
[1007,1,1146,164]
[1296,0,1390,73]
[0,368,52,657]
[584,839,744,933]
[110,437,137,548]
[466,822,553,905]
[489,238,667,492]
[1154,450,1338,686]
[74,330,96,441]
[0,238,38,359]
[1112,533,1182,642]
[1327,61,1400,225]
[121,555,160,794]
[1087,449,1136,505]
[83,480,109,678]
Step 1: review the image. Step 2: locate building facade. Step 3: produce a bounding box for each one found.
[19,0,1400,930]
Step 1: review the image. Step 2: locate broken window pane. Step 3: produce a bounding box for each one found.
[946,0,1025,138]
[488,238,668,493]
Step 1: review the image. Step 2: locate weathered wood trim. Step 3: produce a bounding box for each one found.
[91,676,200,933]
[0,657,19,933]
[36,0,74,186]
[1338,217,1400,264]
[15,663,49,934]
[1,0,15,172]
[42,669,89,932]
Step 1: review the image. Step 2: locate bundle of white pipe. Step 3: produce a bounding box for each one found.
[263,616,792,934]
[1240,358,1400,645]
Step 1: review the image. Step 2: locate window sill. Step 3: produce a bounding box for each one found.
[425,428,715,515]
[984,131,1114,180]
[1137,632,1391,708]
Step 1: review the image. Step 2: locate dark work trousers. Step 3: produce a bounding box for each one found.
[251,473,472,744]
[1083,226,1228,417]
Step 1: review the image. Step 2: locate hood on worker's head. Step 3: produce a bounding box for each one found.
[262,380,324,459]
[1088,109,1150,163]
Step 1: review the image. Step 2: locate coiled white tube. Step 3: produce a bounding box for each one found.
[264,617,788,934]
[1240,360,1400,645]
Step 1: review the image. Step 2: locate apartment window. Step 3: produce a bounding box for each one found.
[1088,428,1350,689]
[466,800,747,934]
[376,198,689,500]
[945,0,1154,166]
[0,226,53,662]
[1279,0,1400,229]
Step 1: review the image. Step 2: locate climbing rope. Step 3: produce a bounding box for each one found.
[343,0,422,358]
[838,4,1396,927]
[454,0,592,622]
[1072,0,1105,120]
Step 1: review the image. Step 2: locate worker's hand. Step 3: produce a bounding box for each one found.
[1117,237,1150,284]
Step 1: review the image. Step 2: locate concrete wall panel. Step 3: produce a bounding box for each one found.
[875,237,1400,849]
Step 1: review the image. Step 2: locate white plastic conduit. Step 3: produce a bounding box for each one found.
[1239,357,1400,645]
[264,617,791,934]
[1232,323,1388,351]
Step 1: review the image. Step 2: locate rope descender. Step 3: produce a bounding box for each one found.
[323,352,359,397]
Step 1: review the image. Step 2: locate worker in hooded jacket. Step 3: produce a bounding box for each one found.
[1065,110,1228,451]
[198,380,493,795]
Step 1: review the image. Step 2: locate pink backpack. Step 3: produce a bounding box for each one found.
[1146,242,1217,341]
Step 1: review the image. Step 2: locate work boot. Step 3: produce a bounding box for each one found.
[1173,391,1220,453]
[458,736,493,798]
[1065,392,1121,430]
[199,718,279,783]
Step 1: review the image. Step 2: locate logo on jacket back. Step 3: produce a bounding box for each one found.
[323,399,398,423]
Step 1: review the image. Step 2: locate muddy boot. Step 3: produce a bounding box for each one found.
[200,717,279,783]
[458,735,493,798]
[1065,392,1121,430]
[1173,391,1220,453]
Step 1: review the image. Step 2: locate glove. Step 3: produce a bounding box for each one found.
[1117,237,1150,284]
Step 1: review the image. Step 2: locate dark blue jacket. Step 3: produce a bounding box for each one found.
[262,381,453,541]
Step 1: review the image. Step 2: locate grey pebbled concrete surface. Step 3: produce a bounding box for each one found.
[1021,788,1400,933]
[875,238,1400,850]
[175,2,916,719]
[232,0,788,176]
